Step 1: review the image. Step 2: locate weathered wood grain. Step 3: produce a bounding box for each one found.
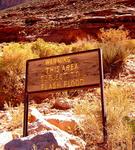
[27,50,100,92]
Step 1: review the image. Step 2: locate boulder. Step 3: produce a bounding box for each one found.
[0,108,86,150]
[5,130,86,150]
[28,108,86,149]
[0,132,13,146]
[4,108,86,150]
[51,98,72,110]
[29,108,83,133]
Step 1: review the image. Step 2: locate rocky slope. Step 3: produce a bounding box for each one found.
[0,53,134,149]
[0,0,135,43]
[0,108,86,150]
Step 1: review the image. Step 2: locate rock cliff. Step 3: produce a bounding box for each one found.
[0,0,135,43]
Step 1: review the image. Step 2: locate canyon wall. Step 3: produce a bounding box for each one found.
[0,0,135,43]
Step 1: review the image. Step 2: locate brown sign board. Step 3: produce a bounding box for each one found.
[26,49,100,93]
[24,49,107,144]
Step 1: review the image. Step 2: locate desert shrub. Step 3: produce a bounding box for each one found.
[97,28,130,76]
[0,31,134,107]
[73,98,102,145]
[124,39,135,54]
[4,103,24,131]
[73,85,134,149]
[0,43,37,107]
[32,32,132,77]
[31,38,72,57]
[99,28,129,42]
[70,39,97,53]
[70,29,134,77]
[70,29,133,77]
[31,38,97,57]
[105,85,134,150]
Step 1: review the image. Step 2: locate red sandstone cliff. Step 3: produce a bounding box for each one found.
[0,0,135,43]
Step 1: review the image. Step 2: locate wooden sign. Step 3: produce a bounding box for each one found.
[23,48,107,144]
[26,49,100,93]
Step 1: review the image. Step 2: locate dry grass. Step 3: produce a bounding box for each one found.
[105,85,134,150]
[0,43,37,107]
[97,28,130,76]
[4,103,24,132]
[124,39,135,54]
[2,84,134,149]
[73,98,102,145]
[69,38,97,53]
[98,28,129,42]
[73,85,134,149]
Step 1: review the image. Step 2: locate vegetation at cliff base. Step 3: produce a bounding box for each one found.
[0,28,135,149]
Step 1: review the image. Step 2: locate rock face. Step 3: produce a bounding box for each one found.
[29,108,82,133]
[0,0,135,43]
[0,132,13,145]
[4,132,61,150]
[4,130,86,150]
[0,108,86,150]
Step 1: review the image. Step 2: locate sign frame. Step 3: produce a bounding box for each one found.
[23,48,107,143]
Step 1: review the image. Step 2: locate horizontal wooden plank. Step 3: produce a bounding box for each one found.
[27,49,101,92]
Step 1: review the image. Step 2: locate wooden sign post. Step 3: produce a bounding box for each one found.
[23,48,107,143]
